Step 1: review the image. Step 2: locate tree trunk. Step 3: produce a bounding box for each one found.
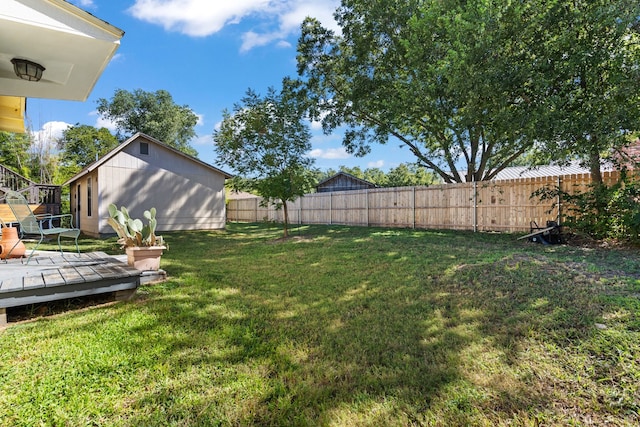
[588,144,603,187]
[282,202,289,238]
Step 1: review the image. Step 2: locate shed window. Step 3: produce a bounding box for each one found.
[140,142,149,155]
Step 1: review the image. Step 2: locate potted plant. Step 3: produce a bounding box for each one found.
[107,204,167,271]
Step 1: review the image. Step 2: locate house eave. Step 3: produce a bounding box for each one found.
[0,0,124,102]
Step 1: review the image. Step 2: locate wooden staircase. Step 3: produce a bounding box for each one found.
[0,165,61,223]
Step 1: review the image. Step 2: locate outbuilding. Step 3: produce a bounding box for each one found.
[64,132,232,237]
[315,172,377,193]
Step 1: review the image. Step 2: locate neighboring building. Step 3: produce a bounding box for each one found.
[64,133,232,237]
[490,163,593,181]
[614,138,640,170]
[316,172,377,193]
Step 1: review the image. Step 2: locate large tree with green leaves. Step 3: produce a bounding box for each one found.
[97,89,199,157]
[214,80,315,237]
[56,124,119,181]
[526,0,640,184]
[297,0,539,183]
[297,0,640,184]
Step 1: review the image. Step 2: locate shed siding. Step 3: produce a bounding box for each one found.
[94,141,226,235]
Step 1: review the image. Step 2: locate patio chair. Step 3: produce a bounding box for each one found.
[4,190,80,263]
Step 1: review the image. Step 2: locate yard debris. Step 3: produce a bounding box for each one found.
[518,220,564,245]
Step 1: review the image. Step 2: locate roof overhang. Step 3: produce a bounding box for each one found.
[0,0,124,102]
[0,95,26,133]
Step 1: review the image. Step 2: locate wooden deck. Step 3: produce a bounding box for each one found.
[0,252,142,325]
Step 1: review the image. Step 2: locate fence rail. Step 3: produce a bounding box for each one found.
[227,171,622,233]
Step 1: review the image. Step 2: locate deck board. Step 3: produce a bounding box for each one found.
[0,251,143,315]
[73,265,107,282]
[0,277,23,292]
[23,273,45,290]
[92,264,124,280]
[61,267,87,285]
[42,269,66,287]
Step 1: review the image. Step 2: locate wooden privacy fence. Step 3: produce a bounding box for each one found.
[227,171,623,233]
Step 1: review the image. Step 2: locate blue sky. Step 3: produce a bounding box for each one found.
[26,0,415,173]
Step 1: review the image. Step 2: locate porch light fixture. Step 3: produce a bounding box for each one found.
[10,58,45,82]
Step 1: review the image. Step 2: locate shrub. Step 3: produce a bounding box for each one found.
[534,171,640,242]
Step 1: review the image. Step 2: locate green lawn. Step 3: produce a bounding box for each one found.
[1,223,640,426]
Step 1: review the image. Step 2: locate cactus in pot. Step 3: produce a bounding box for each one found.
[107,204,166,248]
[107,204,167,271]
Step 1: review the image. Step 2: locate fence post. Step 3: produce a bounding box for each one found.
[473,179,478,232]
[329,192,332,225]
[366,189,370,227]
[412,186,416,229]
[255,198,258,222]
[557,176,562,224]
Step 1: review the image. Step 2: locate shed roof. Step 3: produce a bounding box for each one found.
[63,132,233,186]
[316,172,377,188]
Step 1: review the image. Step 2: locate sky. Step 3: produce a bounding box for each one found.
[26,0,416,173]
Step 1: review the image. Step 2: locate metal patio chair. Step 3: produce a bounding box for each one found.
[4,190,80,263]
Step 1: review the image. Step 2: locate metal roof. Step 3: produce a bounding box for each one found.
[492,163,592,180]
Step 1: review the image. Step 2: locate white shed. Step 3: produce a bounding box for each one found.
[64,133,232,237]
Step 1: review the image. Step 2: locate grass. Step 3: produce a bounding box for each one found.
[1,223,640,426]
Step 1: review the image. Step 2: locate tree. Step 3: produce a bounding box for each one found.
[0,131,31,178]
[526,0,640,185]
[362,167,388,187]
[386,163,439,187]
[58,125,119,168]
[96,89,199,157]
[297,0,640,184]
[214,81,315,237]
[297,0,539,183]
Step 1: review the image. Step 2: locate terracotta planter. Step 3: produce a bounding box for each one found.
[125,246,165,271]
[0,226,26,259]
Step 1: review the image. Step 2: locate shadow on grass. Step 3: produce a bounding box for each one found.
[5,223,639,425]
[113,225,608,425]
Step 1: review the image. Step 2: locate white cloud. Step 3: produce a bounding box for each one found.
[193,134,212,146]
[309,147,350,160]
[367,160,384,168]
[128,0,339,51]
[110,53,124,63]
[69,0,95,8]
[276,40,293,49]
[31,121,71,148]
[241,31,279,53]
[91,112,118,133]
[310,120,323,130]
